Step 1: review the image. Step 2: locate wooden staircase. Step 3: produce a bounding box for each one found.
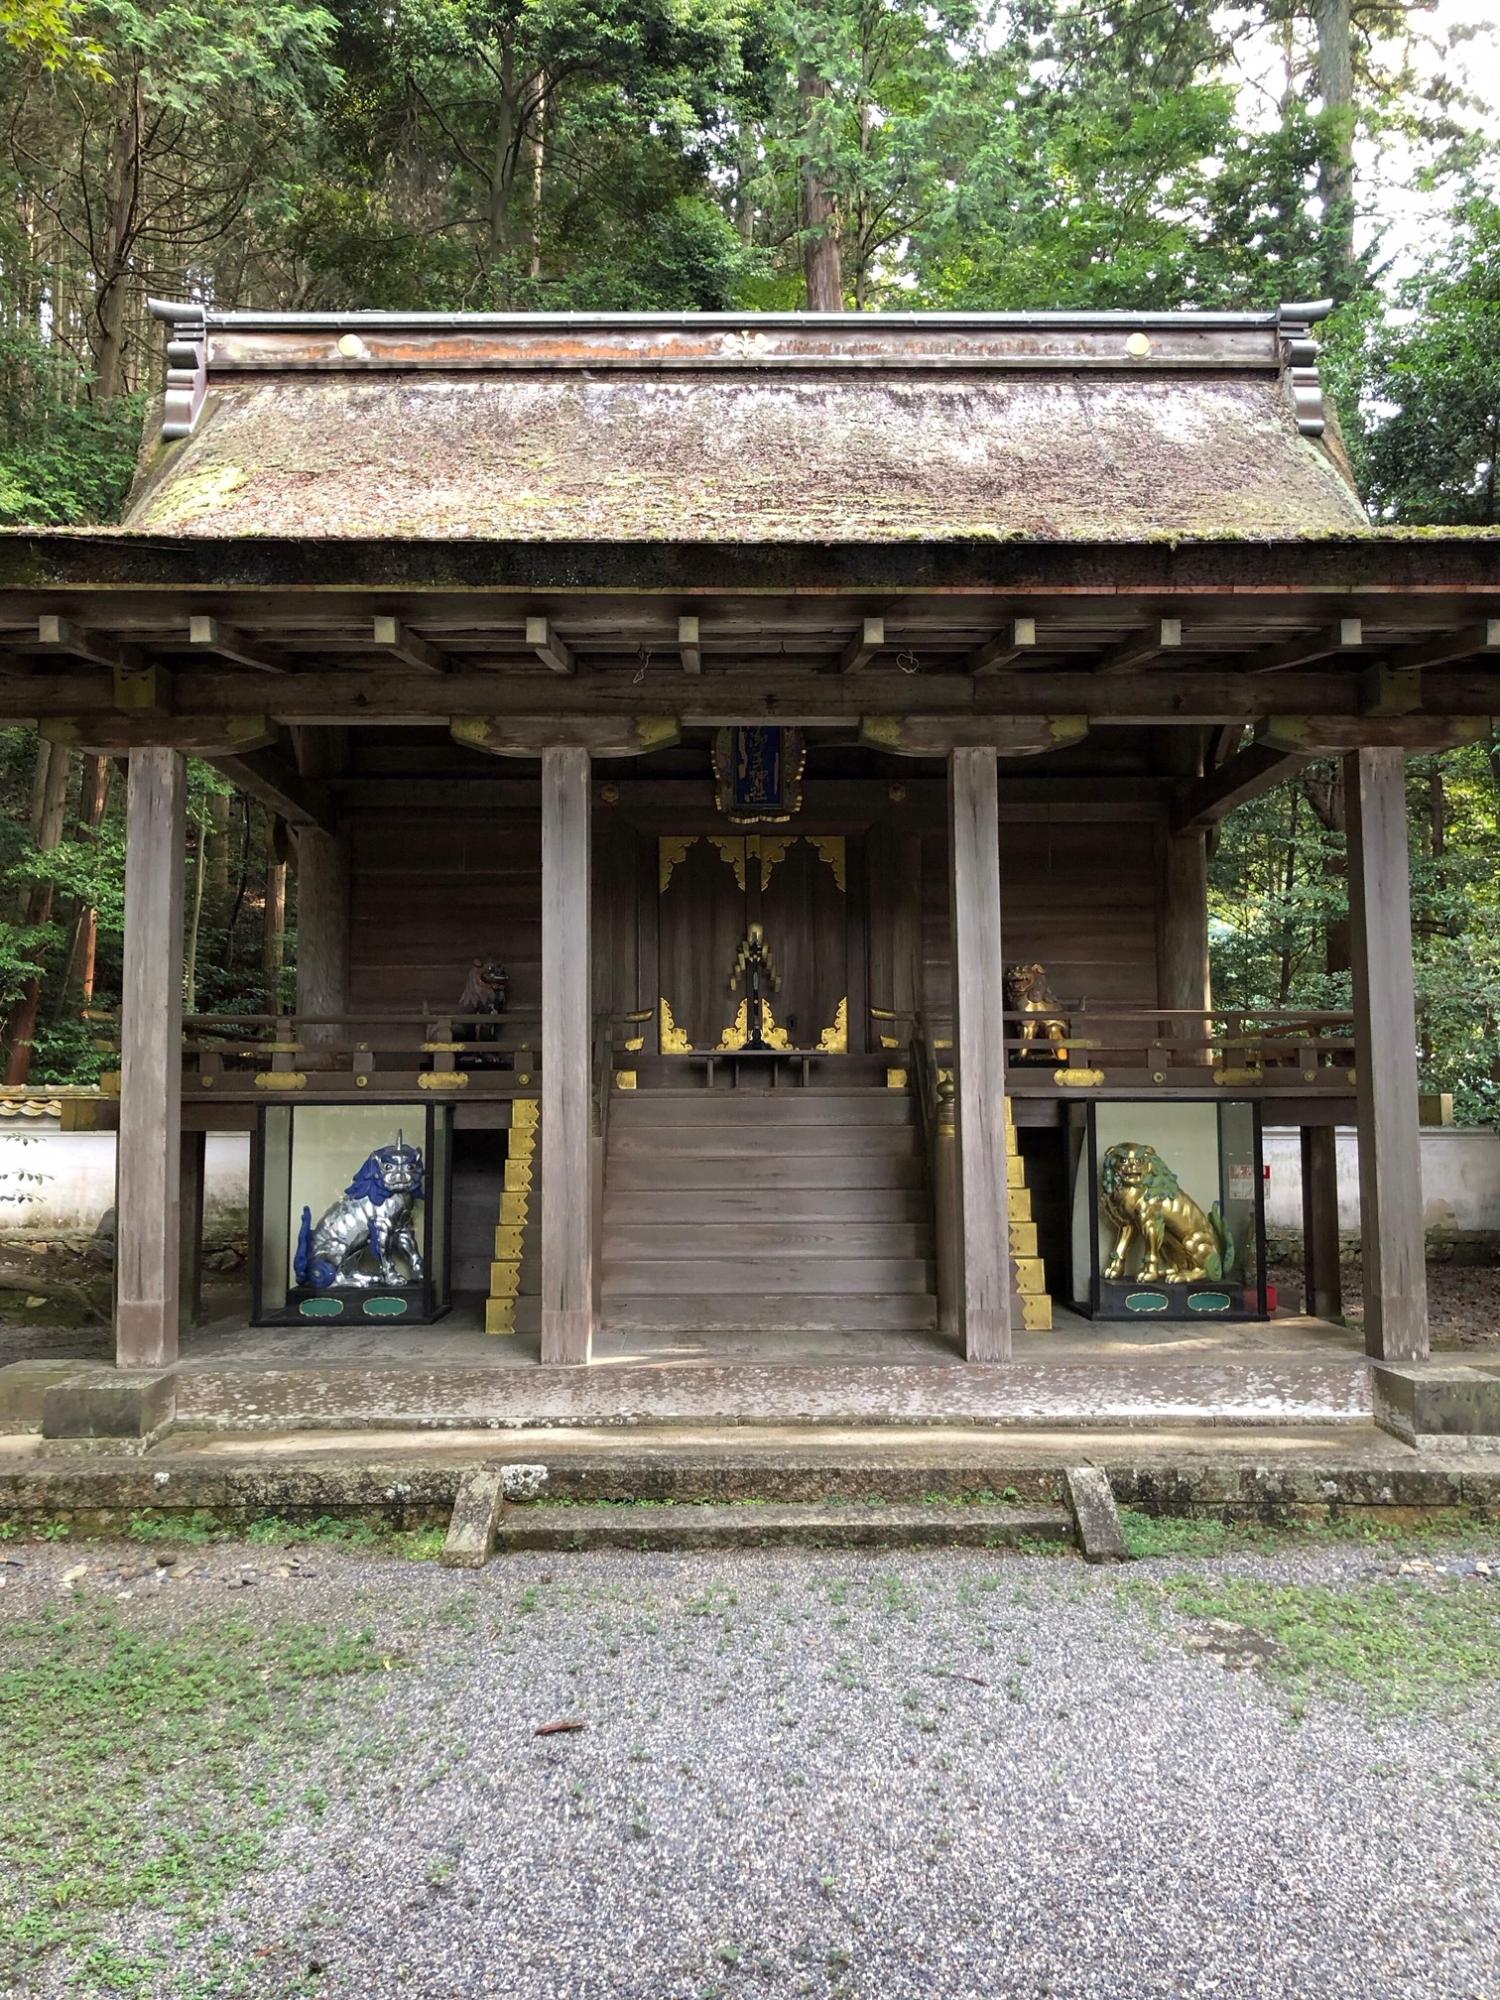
[600,1089,938,1334]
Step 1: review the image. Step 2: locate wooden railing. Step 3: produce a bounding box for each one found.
[115,1010,545,1099]
[867,1005,1358,1097]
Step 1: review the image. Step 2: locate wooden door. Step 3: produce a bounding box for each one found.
[656,834,849,1053]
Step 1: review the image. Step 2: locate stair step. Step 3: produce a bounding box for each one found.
[608,1156,925,1190]
[598,1293,939,1333]
[609,1093,914,1126]
[602,1255,934,1296]
[496,1501,1071,1554]
[605,1189,929,1225]
[608,1128,919,1158]
[604,1222,932,1259]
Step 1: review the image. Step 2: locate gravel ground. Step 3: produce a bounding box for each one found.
[4,1536,1498,2000]
[1267,1260,1500,1353]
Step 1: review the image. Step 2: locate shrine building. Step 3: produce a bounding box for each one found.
[2,301,1495,1434]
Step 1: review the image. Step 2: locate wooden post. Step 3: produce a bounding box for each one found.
[116,748,186,1369]
[1299,1124,1343,1321]
[1159,827,1212,1059]
[179,1129,206,1332]
[1346,747,1427,1361]
[294,824,349,1044]
[948,746,1011,1361]
[931,1075,963,1341]
[541,745,593,1364]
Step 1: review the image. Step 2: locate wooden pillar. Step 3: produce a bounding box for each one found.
[1300,1124,1343,1321]
[179,1129,206,1332]
[541,745,594,1364]
[294,825,350,1041]
[1346,747,1427,1361]
[948,747,1011,1361]
[1159,828,1212,1057]
[116,748,185,1370]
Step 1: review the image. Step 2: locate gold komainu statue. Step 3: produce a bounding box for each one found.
[1005,961,1069,1063]
[1100,1142,1231,1283]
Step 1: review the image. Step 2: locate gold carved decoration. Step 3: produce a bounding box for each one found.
[815,997,849,1054]
[419,1070,469,1090]
[886,1068,909,1090]
[659,836,696,894]
[1054,1067,1105,1088]
[751,835,793,891]
[758,1001,794,1051]
[1214,1064,1263,1087]
[708,836,747,891]
[717,1000,750,1052]
[614,1072,638,1090]
[254,1072,307,1090]
[623,1035,645,1053]
[809,836,846,893]
[659,996,693,1054]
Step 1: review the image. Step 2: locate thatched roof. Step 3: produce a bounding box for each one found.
[127,306,1367,543]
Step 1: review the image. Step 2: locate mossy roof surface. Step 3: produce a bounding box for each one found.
[125,370,1367,542]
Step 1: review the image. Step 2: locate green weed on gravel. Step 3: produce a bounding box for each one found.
[1132,1572,1500,1713]
[0,1599,397,1992]
[1120,1508,1499,1562]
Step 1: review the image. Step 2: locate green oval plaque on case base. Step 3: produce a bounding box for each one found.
[1187,1291,1232,1314]
[363,1296,410,1318]
[299,1297,343,1319]
[1125,1291,1170,1314]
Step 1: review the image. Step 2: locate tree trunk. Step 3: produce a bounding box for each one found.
[4,741,73,1084]
[527,73,547,281]
[1277,786,1299,1005]
[183,806,209,1017]
[799,64,843,311]
[263,819,288,1000]
[206,789,230,895]
[60,753,112,1011]
[92,74,144,399]
[1312,0,1358,301]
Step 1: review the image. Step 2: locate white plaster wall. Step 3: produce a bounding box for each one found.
[0,1131,250,1234]
[1263,1126,1500,1237]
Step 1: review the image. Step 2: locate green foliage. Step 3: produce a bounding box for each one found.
[0,337,143,526]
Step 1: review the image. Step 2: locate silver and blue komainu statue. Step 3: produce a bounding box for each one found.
[293,1139,426,1290]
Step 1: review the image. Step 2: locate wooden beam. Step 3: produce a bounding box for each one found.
[1261,715,1492,753]
[526,616,575,675]
[42,715,272,756]
[116,748,185,1369]
[541,743,593,1363]
[3,666,1498,729]
[1382,617,1500,674]
[295,825,350,1048]
[36,614,146,673]
[371,615,447,674]
[453,716,680,759]
[677,615,701,675]
[839,616,885,675]
[1092,618,1183,674]
[1346,746,1427,1362]
[213,748,335,830]
[949,745,1011,1362]
[1247,617,1362,675]
[1171,736,1313,833]
[967,617,1037,676]
[859,715,1087,758]
[188,616,288,675]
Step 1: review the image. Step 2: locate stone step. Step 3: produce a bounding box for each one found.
[603,1221,933,1260]
[597,1294,939,1333]
[494,1500,1072,1554]
[601,1255,935,1296]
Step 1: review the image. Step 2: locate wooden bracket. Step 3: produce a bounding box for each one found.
[1248,618,1362,676]
[678,615,702,676]
[1261,713,1493,753]
[526,617,575,675]
[372,616,447,674]
[1093,619,1182,675]
[189,617,288,675]
[859,715,1087,758]
[839,617,885,675]
[1360,666,1424,718]
[968,618,1037,676]
[43,714,275,755]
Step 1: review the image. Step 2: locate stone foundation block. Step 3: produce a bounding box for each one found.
[40,1369,175,1444]
[1063,1465,1127,1562]
[1373,1364,1500,1446]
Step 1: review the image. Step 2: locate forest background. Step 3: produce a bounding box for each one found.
[1,0,1499,1110]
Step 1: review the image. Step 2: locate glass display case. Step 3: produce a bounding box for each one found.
[1068,1099,1267,1321]
[252,1102,452,1326]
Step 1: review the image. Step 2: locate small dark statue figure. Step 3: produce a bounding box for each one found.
[294,1138,426,1291]
[1005,961,1070,1065]
[456,956,509,1067]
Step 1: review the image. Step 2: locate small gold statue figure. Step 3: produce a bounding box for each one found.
[1099,1142,1231,1283]
[728,922,783,1051]
[1006,961,1070,1064]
